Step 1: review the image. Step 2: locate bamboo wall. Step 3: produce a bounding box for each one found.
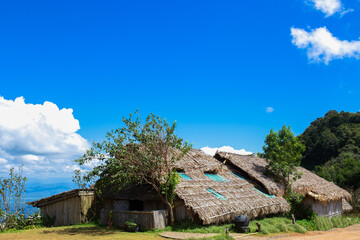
[304,197,343,217]
[39,191,95,226]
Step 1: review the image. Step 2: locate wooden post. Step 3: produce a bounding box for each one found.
[256,222,261,232]
[226,227,229,235]
[292,214,296,224]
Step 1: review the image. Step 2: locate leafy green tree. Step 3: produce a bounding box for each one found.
[300,110,360,191]
[261,125,305,193]
[0,166,27,231]
[75,111,192,225]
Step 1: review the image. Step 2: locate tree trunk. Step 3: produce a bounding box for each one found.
[166,201,175,226]
[145,180,175,226]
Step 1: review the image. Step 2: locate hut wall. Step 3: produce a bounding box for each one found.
[100,209,167,230]
[303,197,343,217]
[174,200,193,222]
[38,191,95,226]
[80,191,96,222]
[144,200,167,211]
[114,200,130,210]
[40,196,81,226]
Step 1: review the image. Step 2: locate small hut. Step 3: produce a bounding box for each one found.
[27,189,95,226]
[214,151,352,217]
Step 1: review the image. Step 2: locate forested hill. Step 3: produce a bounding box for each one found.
[300,110,360,190]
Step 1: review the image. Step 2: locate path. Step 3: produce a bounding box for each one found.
[159,224,360,240]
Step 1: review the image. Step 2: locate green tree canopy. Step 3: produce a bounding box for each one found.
[300,110,360,190]
[261,125,305,193]
[75,111,192,225]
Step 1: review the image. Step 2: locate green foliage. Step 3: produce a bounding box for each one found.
[41,214,55,227]
[0,166,27,232]
[0,211,46,232]
[261,125,305,192]
[73,169,91,189]
[167,217,308,235]
[167,218,233,233]
[296,215,360,231]
[125,220,137,227]
[315,152,360,189]
[284,190,315,220]
[349,189,360,212]
[248,217,307,235]
[161,169,180,205]
[300,110,360,191]
[75,111,192,225]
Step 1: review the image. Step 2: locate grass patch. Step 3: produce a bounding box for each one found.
[166,217,307,235]
[248,217,307,235]
[163,219,232,234]
[296,215,360,231]
[0,223,166,240]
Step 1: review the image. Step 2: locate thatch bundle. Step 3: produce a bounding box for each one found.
[174,149,290,225]
[214,151,352,204]
[293,167,351,202]
[342,198,353,212]
[214,151,284,196]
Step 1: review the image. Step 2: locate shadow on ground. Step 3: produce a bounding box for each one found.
[42,226,116,236]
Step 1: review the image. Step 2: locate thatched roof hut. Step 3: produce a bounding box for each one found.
[173,149,290,225]
[214,151,352,217]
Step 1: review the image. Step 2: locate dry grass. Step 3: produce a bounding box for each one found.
[0,224,166,240]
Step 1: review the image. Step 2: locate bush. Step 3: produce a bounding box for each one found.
[0,211,44,231]
[285,191,315,220]
[351,188,360,213]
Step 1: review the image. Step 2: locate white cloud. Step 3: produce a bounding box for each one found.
[201,146,253,157]
[291,27,360,64]
[0,96,90,177]
[266,107,274,113]
[308,0,351,17]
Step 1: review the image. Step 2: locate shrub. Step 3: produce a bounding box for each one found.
[285,190,315,220]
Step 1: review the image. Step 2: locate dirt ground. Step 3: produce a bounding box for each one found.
[0,226,167,240]
[1,224,360,240]
[266,224,360,240]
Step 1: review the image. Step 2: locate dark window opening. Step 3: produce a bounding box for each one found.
[129,200,144,211]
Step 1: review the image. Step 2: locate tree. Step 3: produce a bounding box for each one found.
[75,111,192,225]
[0,166,27,231]
[261,125,305,194]
[299,110,360,192]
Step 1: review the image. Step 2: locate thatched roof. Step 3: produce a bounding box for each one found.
[27,189,94,207]
[215,151,352,203]
[174,149,290,225]
[342,199,353,212]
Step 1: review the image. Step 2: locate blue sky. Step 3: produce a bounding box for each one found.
[1,0,360,188]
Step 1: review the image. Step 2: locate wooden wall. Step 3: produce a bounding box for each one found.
[39,191,95,226]
[40,196,81,226]
[174,199,193,222]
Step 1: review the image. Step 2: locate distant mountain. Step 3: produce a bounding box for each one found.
[23,178,76,216]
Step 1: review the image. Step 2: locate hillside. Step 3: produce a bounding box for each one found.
[300,110,360,190]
